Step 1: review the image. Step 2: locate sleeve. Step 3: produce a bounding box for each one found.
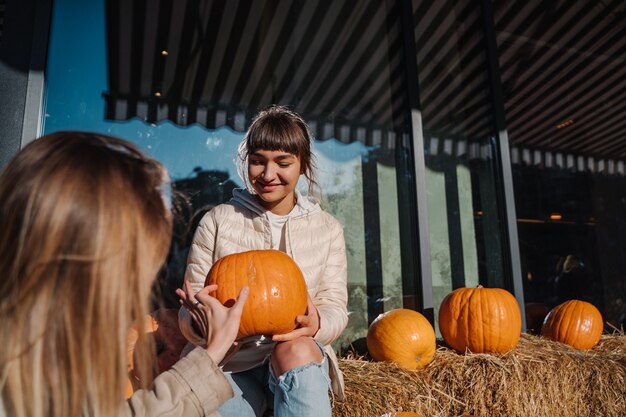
[313,220,349,346]
[121,347,233,417]
[178,212,218,345]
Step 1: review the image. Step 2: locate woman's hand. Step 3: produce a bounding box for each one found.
[176,281,249,364]
[272,296,320,342]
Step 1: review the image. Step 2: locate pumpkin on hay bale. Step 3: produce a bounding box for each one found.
[541,299,603,349]
[367,308,436,370]
[438,285,522,354]
[332,332,626,417]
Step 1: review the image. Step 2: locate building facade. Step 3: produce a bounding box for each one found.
[1,0,625,349]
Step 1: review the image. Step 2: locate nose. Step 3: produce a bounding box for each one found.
[261,163,276,181]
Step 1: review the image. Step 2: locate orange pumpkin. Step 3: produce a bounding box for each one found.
[126,308,188,398]
[541,299,603,349]
[390,413,424,417]
[438,285,521,353]
[367,308,436,370]
[205,250,308,338]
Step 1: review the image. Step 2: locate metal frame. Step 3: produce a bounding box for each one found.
[397,0,526,328]
[398,0,434,323]
[21,0,52,147]
[0,0,51,171]
[480,0,527,329]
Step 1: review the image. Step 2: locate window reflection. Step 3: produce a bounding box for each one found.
[495,0,626,329]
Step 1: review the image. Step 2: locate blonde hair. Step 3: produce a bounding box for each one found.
[237,105,321,197]
[0,131,173,417]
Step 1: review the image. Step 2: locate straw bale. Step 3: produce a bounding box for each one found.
[333,333,626,417]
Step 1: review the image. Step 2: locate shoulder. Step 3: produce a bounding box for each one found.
[198,202,265,239]
[205,202,255,221]
[315,209,343,229]
[295,209,344,236]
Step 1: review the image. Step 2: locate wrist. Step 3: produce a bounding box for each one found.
[205,345,226,364]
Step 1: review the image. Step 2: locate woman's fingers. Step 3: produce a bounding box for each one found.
[296,315,310,326]
[194,284,218,299]
[196,286,249,312]
[272,327,307,342]
[231,286,249,313]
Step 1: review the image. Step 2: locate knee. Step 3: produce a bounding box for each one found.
[271,337,323,376]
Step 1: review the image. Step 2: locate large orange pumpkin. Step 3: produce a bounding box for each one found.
[367,308,436,370]
[126,308,188,398]
[541,299,603,349]
[205,250,308,338]
[438,285,521,353]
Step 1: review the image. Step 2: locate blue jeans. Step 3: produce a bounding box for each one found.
[218,342,331,417]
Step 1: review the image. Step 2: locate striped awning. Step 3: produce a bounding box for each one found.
[104,0,626,162]
[494,1,626,159]
[104,0,409,147]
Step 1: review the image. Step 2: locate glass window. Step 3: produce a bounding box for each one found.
[43,0,419,350]
[413,0,509,334]
[494,0,626,331]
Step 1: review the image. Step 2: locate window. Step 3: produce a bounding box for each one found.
[44,0,421,350]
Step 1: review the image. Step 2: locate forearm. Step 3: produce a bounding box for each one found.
[123,347,233,417]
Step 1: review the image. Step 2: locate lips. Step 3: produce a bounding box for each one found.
[256,181,280,192]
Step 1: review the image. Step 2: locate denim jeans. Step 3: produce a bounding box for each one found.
[218,342,331,417]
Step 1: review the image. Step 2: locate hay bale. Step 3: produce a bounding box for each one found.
[333,333,626,417]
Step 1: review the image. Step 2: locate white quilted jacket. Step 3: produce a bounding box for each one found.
[180,189,348,399]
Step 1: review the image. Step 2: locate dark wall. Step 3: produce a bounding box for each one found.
[0,0,51,170]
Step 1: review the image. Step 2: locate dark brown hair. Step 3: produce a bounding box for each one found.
[238,105,320,197]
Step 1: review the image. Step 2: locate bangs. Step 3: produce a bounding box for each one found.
[246,115,308,157]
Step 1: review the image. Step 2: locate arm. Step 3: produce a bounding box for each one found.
[178,213,217,344]
[122,347,231,417]
[312,222,348,345]
[123,285,248,416]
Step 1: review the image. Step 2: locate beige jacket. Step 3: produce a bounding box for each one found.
[180,189,348,400]
[124,347,232,416]
[0,347,232,417]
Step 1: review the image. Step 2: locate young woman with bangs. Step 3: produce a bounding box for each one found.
[180,105,348,417]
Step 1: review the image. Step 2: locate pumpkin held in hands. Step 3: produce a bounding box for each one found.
[367,308,436,370]
[205,250,308,338]
[541,299,603,349]
[438,285,522,353]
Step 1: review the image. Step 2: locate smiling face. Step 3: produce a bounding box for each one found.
[248,148,302,215]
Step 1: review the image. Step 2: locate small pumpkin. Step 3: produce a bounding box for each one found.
[389,413,424,417]
[438,285,521,353]
[205,250,308,338]
[541,299,603,349]
[126,308,188,398]
[367,308,436,370]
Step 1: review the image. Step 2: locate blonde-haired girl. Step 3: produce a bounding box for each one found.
[0,131,247,417]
